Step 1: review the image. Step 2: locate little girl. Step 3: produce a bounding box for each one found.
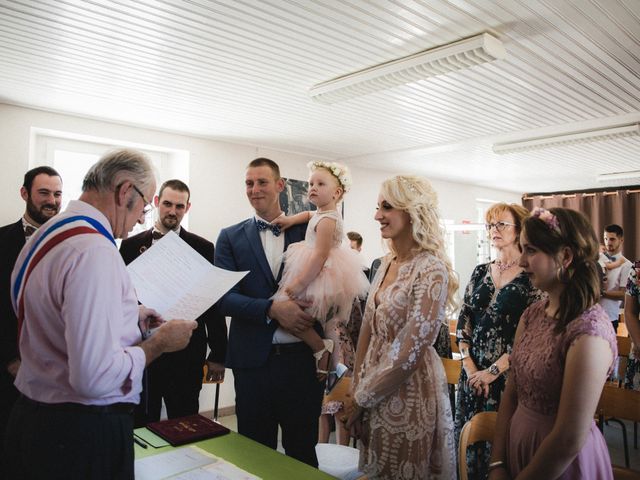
[273,161,369,376]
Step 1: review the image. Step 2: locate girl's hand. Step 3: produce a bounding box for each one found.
[467,369,497,398]
[272,215,295,231]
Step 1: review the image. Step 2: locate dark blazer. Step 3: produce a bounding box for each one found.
[214,219,307,369]
[0,220,25,372]
[120,228,227,365]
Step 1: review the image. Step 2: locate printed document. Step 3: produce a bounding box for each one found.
[127,231,247,321]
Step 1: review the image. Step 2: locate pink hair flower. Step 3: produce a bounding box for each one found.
[532,207,561,233]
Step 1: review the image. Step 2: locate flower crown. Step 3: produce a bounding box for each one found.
[307,161,352,193]
[532,207,561,234]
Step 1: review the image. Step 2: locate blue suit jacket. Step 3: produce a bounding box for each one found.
[214,218,306,369]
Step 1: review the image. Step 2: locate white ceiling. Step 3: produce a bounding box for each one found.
[1,0,639,194]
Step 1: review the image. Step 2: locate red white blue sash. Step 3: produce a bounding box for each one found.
[13,215,115,342]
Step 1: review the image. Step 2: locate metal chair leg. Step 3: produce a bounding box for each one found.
[214,382,220,420]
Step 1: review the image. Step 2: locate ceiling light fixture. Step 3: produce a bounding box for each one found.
[309,33,506,104]
[596,170,640,183]
[493,123,640,154]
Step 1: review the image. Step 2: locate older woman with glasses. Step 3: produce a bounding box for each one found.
[455,203,541,479]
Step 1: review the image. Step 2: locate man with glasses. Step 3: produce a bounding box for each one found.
[0,166,62,466]
[120,179,227,426]
[3,150,197,479]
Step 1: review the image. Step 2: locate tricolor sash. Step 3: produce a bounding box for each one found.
[12,215,116,343]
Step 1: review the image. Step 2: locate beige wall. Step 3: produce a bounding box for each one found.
[0,103,520,414]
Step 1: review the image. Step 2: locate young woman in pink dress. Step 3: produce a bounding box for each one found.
[489,208,617,480]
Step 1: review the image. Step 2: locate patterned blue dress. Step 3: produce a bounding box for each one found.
[455,263,541,479]
[624,262,640,390]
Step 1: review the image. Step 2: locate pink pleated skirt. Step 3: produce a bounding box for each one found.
[507,403,613,479]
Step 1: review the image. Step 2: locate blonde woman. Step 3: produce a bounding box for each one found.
[346,175,458,480]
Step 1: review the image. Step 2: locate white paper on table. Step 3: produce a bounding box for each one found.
[127,230,247,321]
[134,446,261,480]
[134,446,216,480]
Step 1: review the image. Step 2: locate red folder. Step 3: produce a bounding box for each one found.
[146,414,230,446]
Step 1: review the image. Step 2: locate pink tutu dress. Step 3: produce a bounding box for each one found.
[507,300,617,479]
[274,210,369,322]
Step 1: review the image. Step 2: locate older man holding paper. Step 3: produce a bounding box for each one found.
[3,149,197,480]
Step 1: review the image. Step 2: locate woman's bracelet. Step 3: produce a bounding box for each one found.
[488,460,506,472]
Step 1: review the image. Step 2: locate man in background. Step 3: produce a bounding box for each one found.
[0,166,62,463]
[3,150,196,479]
[120,179,227,426]
[598,224,632,333]
[347,230,370,277]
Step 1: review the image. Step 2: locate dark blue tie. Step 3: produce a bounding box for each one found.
[256,219,281,237]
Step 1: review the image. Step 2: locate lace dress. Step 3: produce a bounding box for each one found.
[507,300,617,478]
[275,210,369,322]
[625,263,640,390]
[353,252,456,480]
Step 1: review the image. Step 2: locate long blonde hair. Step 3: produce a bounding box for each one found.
[380,175,459,314]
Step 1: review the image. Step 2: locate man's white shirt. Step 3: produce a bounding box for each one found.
[598,252,632,322]
[255,214,300,344]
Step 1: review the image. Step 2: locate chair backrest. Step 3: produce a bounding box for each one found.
[202,365,223,385]
[441,357,462,386]
[450,334,460,354]
[613,466,640,480]
[617,335,631,357]
[597,385,640,423]
[449,318,457,334]
[458,411,498,480]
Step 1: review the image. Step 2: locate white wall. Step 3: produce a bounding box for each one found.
[0,103,520,412]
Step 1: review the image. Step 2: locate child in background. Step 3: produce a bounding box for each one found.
[273,161,369,377]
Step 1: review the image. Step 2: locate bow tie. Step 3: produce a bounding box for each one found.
[24,225,36,238]
[152,230,164,241]
[256,219,281,237]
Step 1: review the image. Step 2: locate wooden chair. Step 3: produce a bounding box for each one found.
[441,357,461,415]
[613,466,640,480]
[458,411,498,480]
[450,334,460,355]
[596,385,640,468]
[614,335,631,388]
[202,366,222,420]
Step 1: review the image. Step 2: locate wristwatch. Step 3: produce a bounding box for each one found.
[488,363,500,376]
[460,347,470,360]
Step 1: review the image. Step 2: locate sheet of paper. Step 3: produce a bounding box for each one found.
[134,447,216,480]
[135,446,261,480]
[127,231,247,321]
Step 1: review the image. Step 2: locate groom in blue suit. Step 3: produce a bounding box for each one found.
[215,158,323,467]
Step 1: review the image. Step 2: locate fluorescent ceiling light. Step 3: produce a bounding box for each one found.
[596,170,640,183]
[493,123,640,154]
[309,33,506,104]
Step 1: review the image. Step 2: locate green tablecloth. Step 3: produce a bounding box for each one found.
[134,428,336,479]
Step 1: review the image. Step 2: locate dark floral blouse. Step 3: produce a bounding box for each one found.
[454,262,541,479]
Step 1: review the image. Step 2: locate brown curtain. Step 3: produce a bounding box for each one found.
[522,188,640,261]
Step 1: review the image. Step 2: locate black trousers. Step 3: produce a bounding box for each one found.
[233,343,324,468]
[134,352,204,427]
[0,373,19,471]
[2,396,134,480]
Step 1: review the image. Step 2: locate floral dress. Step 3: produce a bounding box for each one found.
[354,252,456,480]
[625,261,640,390]
[455,263,541,479]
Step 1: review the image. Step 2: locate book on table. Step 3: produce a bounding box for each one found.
[146,414,230,446]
